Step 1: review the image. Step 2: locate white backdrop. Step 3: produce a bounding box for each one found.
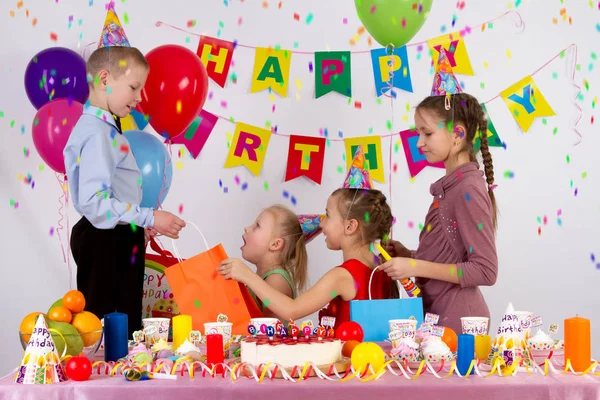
[1,0,599,376]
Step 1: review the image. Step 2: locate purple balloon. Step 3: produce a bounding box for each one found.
[24,47,89,110]
[32,99,83,174]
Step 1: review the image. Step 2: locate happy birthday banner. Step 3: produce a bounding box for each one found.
[143,42,579,180]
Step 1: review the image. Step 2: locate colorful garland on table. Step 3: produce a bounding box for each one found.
[87,355,600,383]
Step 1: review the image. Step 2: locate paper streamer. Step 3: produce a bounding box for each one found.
[54,173,73,289]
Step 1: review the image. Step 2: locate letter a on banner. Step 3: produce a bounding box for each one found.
[314,51,352,98]
[224,123,272,176]
[197,36,235,88]
[251,48,292,98]
[500,75,555,132]
[343,136,385,183]
[285,135,326,184]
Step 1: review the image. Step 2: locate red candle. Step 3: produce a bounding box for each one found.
[206,334,224,374]
[564,316,591,372]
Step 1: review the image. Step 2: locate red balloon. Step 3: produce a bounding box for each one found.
[336,321,364,342]
[138,45,209,139]
[65,356,92,381]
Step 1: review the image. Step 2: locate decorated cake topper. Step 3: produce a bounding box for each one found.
[548,323,559,334]
[424,313,440,325]
[316,326,326,341]
[15,315,67,384]
[133,329,146,344]
[327,327,335,338]
[247,324,257,337]
[189,330,201,346]
[342,146,374,190]
[300,320,314,330]
[280,326,288,338]
[531,316,543,328]
[302,326,312,339]
[431,325,445,338]
[217,314,229,323]
[266,326,275,340]
[98,3,131,48]
[321,316,336,329]
[290,325,299,340]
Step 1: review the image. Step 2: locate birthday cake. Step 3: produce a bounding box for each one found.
[241,336,342,368]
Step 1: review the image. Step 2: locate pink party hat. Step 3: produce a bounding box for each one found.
[430,48,463,97]
[297,214,325,243]
[342,146,374,190]
[98,3,131,48]
[15,315,67,384]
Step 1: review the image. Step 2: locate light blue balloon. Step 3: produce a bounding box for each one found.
[123,130,173,209]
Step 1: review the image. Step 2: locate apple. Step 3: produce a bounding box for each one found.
[47,319,84,356]
[65,356,92,381]
[48,298,63,314]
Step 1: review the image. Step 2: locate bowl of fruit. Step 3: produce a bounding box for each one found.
[19,290,104,359]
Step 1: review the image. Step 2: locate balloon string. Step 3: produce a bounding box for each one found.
[154,10,525,53]
[383,44,396,239]
[55,172,73,290]
[155,141,173,210]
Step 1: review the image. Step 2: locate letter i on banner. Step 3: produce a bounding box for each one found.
[251,48,292,98]
[500,75,555,133]
[370,46,413,96]
[427,34,474,75]
[169,109,218,159]
[315,51,352,98]
[224,123,272,176]
[196,36,235,88]
[285,135,326,184]
[343,136,385,182]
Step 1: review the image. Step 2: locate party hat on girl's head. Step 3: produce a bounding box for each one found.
[98,3,131,48]
[342,146,374,190]
[297,214,325,243]
[430,48,462,97]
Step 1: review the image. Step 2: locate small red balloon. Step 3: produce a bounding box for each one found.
[65,356,92,381]
[335,321,364,342]
[137,44,209,139]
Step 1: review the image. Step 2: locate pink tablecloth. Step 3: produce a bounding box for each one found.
[1,369,599,400]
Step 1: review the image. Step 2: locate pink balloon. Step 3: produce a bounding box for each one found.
[32,99,83,173]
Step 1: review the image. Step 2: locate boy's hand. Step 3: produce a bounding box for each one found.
[153,211,186,239]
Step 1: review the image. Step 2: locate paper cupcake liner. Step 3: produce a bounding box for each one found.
[527,341,554,351]
[423,352,456,362]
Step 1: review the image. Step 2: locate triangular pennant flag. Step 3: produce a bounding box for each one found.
[15,315,67,384]
[431,48,463,96]
[427,34,474,76]
[342,146,374,189]
[474,103,503,151]
[98,3,130,48]
[399,129,445,178]
[500,75,555,133]
[169,109,218,159]
[197,36,235,88]
[297,214,325,243]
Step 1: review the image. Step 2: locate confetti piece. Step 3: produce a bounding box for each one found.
[293,12,299,21]
[194,299,201,308]
[49,227,55,236]
[264,181,269,191]
[263,298,270,307]
[50,32,58,41]
[331,291,337,298]
[354,101,362,109]
[504,170,515,178]
[178,204,183,214]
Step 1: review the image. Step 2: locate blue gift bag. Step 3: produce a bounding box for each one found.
[350,271,424,341]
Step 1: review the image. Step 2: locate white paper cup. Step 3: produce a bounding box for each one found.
[460,317,489,336]
[514,311,533,339]
[249,318,280,335]
[388,319,417,339]
[204,322,233,358]
[142,318,170,345]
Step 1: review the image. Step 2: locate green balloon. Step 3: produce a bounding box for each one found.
[354,0,433,47]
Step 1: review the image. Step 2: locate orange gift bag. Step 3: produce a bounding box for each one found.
[164,222,262,335]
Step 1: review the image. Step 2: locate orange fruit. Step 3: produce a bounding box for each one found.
[48,306,73,323]
[62,290,86,313]
[441,326,458,352]
[342,339,361,358]
[71,311,102,347]
[19,312,46,343]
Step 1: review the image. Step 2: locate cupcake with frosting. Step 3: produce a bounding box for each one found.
[421,336,453,362]
[151,338,174,360]
[527,330,554,351]
[390,338,420,362]
[128,342,153,364]
[174,339,203,361]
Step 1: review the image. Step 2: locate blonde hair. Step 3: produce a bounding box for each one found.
[266,205,308,293]
[86,47,149,87]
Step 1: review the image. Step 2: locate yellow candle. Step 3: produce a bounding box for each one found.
[173,315,192,350]
[474,335,492,361]
[564,316,591,372]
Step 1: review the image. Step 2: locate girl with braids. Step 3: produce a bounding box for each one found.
[219,188,393,329]
[382,93,499,334]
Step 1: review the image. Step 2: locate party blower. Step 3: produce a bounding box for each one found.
[372,240,421,298]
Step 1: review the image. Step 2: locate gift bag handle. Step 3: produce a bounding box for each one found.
[170,221,210,262]
[368,266,404,300]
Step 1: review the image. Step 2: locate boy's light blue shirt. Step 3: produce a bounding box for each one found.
[63,105,154,229]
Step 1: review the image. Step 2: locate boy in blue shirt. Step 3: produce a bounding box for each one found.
[64,10,185,336]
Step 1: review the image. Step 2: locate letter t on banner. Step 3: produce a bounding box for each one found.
[285,135,326,184]
[197,36,235,88]
[224,123,272,176]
